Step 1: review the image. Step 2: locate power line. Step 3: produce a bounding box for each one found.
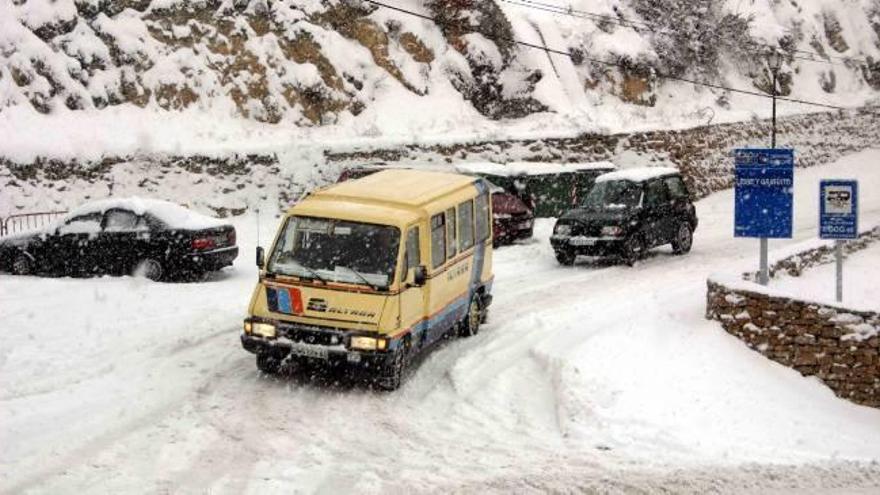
[501,0,868,66]
[361,0,845,110]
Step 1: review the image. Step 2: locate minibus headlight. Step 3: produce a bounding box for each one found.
[554,224,572,235]
[350,336,388,351]
[251,322,277,338]
[601,225,624,237]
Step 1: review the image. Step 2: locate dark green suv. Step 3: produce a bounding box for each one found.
[550,168,698,265]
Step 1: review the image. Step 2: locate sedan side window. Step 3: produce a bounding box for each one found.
[57,213,103,235]
[644,180,669,208]
[103,209,141,232]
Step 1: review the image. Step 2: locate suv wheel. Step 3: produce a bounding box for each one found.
[555,248,576,266]
[671,223,693,255]
[621,234,645,266]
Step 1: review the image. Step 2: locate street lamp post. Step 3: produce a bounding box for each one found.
[760,51,783,286]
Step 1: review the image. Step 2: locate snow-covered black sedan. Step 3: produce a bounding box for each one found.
[0,197,238,281]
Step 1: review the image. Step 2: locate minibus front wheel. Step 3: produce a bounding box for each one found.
[377,337,411,391]
[256,353,282,375]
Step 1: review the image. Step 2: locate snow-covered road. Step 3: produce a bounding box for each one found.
[2,150,880,493]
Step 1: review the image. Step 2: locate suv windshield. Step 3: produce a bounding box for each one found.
[268,216,400,289]
[582,180,642,210]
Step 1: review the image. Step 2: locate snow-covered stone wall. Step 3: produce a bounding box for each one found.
[328,106,880,199]
[3,105,879,217]
[706,227,880,409]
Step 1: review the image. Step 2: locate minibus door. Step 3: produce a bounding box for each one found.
[399,226,429,349]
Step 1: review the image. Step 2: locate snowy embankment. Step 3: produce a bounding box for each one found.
[3,0,880,164]
[2,150,880,493]
[770,243,880,312]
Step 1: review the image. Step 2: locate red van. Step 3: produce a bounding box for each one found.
[336,165,534,246]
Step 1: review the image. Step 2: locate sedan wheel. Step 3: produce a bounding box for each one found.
[135,258,164,281]
[672,223,693,255]
[11,253,33,275]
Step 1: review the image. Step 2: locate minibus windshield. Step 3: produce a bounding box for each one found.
[268,216,400,289]
[582,180,641,210]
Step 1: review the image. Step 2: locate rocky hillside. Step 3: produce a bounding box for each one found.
[1,0,880,163]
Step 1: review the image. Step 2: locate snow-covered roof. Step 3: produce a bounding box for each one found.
[64,197,228,230]
[596,167,680,183]
[454,161,616,177]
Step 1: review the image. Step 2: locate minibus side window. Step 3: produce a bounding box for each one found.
[458,199,475,251]
[445,207,457,260]
[402,226,420,282]
[431,214,446,269]
[475,193,490,242]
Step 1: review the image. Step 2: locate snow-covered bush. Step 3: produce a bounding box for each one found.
[428,0,545,119]
[631,0,754,82]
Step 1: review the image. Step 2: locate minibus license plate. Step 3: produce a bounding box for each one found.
[290,343,328,360]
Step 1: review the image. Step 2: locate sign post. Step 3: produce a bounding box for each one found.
[734,148,795,285]
[819,180,858,302]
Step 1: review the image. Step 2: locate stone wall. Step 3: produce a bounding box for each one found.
[3,106,880,216]
[327,106,880,200]
[706,229,880,408]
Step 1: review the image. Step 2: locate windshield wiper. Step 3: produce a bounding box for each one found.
[283,260,328,285]
[338,266,380,291]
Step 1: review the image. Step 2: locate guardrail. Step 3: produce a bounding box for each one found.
[0,211,68,237]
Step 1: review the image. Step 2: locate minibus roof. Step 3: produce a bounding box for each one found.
[291,169,478,226]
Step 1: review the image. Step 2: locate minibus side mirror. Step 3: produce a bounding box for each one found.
[256,246,265,268]
[413,266,427,287]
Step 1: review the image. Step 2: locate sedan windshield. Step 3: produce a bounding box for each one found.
[268,216,400,289]
[582,180,642,210]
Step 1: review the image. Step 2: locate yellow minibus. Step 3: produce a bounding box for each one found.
[241,169,494,389]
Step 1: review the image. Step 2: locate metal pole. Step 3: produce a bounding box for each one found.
[759,238,769,285]
[759,70,777,286]
[836,240,843,302]
[771,70,777,149]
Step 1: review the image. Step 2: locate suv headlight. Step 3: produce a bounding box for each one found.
[493,213,512,219]
[554,224,572,236]
[349,336,388,351]
[601,226,624,237]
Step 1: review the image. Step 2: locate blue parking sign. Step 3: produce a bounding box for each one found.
[734,148,794,238]
[820,180,858,239]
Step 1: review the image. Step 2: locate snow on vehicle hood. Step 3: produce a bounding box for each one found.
[63,197,228,230]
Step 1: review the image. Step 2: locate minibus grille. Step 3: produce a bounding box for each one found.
[278,323,345,346]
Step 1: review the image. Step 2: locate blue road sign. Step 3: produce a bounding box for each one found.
[734,148,794,238]
[820,180,858,239]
